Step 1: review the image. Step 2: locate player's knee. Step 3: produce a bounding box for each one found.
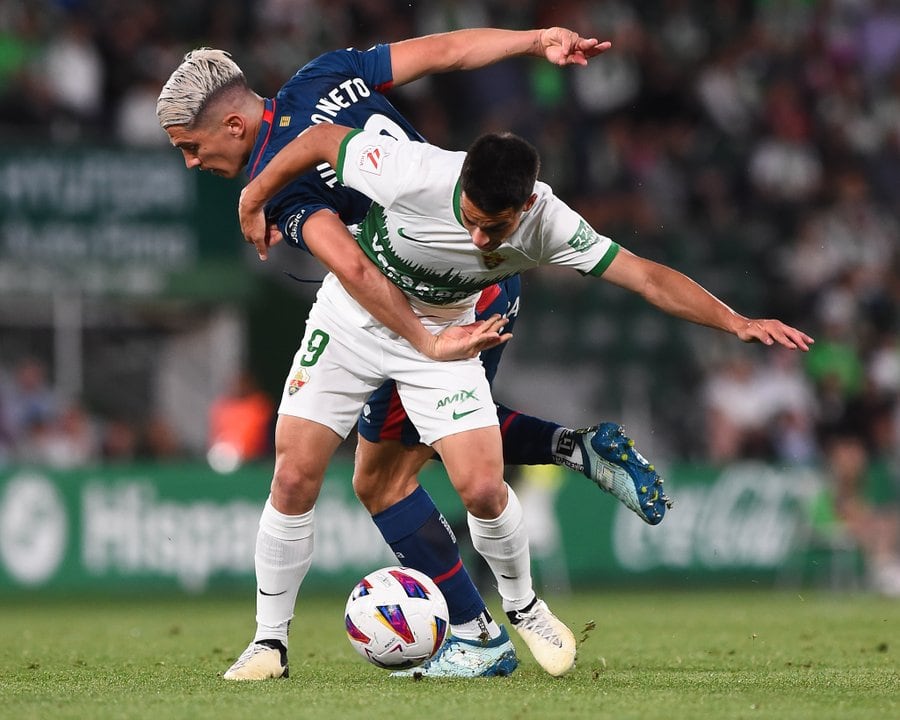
[456,475,506,519]
[270,455,322,513]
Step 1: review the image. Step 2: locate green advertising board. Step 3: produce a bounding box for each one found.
[0,146,250,299]
[0,461,829,597]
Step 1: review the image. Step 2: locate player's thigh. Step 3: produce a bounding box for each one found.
[353,435,434,513]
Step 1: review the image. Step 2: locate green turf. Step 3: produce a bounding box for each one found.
[1,589,897,720]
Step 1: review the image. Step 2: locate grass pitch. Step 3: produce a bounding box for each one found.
[1,588,897,720]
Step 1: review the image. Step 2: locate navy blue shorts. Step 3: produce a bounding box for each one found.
[357,276,521,444]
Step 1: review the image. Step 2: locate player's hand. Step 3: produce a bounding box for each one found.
[238,187,281,261]
[538,27,611,66]
[735,319,815,351]
[426,314,512,361]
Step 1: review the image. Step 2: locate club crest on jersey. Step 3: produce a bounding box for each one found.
[358,144,386,175]
[288,368,310,395]
[481,251,506,269]
[279,115,291,127]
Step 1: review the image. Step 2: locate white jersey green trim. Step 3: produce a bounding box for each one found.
[337,130,620,308]
[335,128,365,185]
[589,243,620,276]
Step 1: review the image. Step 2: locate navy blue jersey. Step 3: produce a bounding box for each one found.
[245,44,424,252]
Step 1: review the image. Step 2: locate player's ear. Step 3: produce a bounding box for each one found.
[523,193,537,212]
[224,113,245,138]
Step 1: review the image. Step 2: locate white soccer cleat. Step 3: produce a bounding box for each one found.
[507,599,576,677]
[223,641,288,680]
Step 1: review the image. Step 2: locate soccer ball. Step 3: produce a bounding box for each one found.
[344,566,449,669]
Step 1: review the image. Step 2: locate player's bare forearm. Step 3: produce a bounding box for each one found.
[603,249,814,351]
[238,124,354,259]
[389,28,610,85]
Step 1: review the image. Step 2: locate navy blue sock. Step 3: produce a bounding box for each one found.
[497,403,563,466]
[372,485,484,625]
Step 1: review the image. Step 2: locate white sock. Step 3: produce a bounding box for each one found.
[253,496,315,647]
[466,483,536,614]
[451,610,502,642]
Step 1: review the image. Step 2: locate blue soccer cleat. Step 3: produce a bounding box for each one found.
[574,422,673,525]
[390,625,518,678]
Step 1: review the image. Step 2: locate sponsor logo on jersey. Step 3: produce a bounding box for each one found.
[396,227,420,242]
[435,388,479,410]
[358,145,386,175]
[288,368,310,395]
[451,407,481,420]
[357,205,510,306]
[568,218,600,252]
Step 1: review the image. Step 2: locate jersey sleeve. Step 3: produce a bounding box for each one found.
[337,44,394,92]
[334,129,417,209]
[535,187,620,276]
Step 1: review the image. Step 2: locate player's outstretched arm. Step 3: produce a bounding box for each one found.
[600,248,815,351]
[389,28,611,86]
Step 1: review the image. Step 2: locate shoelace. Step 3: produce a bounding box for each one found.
[513,606,563,647]
[234,643,274,665]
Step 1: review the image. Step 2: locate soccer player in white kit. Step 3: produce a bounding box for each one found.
[239,125,815,676]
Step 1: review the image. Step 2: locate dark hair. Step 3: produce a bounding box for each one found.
[461,132,540,213]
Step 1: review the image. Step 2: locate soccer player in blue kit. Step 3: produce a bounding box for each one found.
[157,27,666,680]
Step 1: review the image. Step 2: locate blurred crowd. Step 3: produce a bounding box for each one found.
[1,0,899,589]
[0,355,187,466]
[0,355,273,468]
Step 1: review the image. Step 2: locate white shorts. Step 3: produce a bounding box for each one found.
[278,274,498,446]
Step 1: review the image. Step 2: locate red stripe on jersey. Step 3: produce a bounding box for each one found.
[248,100,277,179]
[374,81,394,93]
[379,387,407,441]
[475,283,502,314]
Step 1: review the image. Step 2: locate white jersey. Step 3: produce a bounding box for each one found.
[335,128,620,320]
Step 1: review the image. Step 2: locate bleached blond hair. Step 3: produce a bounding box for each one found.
[156,48,246,129]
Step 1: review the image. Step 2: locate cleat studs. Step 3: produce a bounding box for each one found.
[620,453,628,462]
[640,486,648,493]
[627,439,635,447]
[648,465,655,471]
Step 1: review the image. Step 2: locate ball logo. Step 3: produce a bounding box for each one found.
[0,474,67,585]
